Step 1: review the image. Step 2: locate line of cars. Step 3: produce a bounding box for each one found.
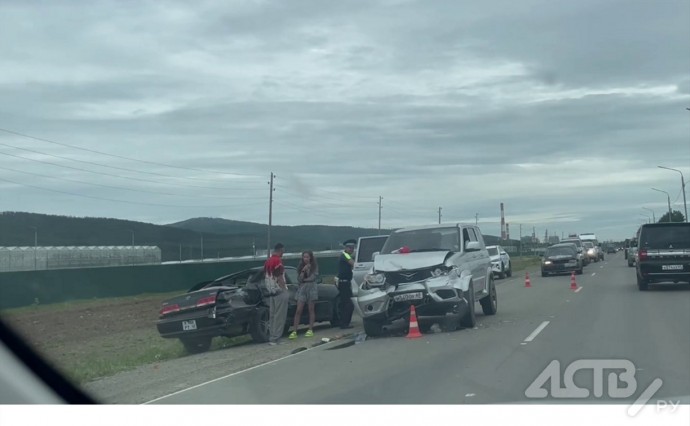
[540,233,604,277]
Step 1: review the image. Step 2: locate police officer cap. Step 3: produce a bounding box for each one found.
[343,239,357,247]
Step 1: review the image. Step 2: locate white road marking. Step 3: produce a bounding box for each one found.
[143,340,342,404]
[523,321,550,343]
[465,393,476,398]
[574,287,583,293]
[591,272,596,276]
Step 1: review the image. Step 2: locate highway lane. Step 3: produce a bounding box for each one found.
[150,253,690,404]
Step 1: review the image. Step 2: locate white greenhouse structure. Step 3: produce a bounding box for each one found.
[0,246,162,272]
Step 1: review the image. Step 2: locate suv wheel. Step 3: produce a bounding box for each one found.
[459,284,476,329]
[637,275,649,292]
[506,263,512,277]
[480,276,498,315]
[363,318,384,337]
[499,263,506,279]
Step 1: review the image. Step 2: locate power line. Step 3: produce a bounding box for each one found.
[0,164,265,201]
[0,175,267,209]
[0,140,265,185]
[0,127,262,178]
[0,150,255,192]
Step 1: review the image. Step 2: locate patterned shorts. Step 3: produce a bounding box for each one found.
[296,282,319,303]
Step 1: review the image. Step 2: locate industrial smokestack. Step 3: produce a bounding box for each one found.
[500,202,506,240]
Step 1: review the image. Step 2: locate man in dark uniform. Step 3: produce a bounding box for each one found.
[337,239,357,329]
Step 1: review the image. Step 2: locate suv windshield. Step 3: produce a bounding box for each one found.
[562,239,582,248]
[546,246,576,257]
[381,227,459,254]
[487,247,499,256]
[640,225,690,249]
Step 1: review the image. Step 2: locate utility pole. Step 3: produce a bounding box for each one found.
[179,243,182,263]
[378,196,383,234]
[519,224,522,257]
[643,207,655,223]
[200,234,204,261]
[475,213,478,225]
[130,230,135,247]
[438,207,442,224]
[267,172,275,258]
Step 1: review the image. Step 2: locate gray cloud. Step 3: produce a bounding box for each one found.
[1,0,689,241]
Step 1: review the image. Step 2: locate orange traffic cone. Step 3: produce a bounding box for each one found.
[525,271,532,288]
[406,305,423,339]
[570,271,578,290]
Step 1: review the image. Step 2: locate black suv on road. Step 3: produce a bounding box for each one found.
[636,223,690,291]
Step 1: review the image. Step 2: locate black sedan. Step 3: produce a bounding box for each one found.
[541,244,583,276]
[156,266,341,353]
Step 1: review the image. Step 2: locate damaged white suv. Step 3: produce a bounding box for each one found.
[354,223,497,336]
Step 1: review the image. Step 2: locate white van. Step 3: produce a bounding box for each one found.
[352,235,389,287]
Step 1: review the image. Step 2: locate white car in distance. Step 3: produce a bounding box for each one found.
[487,245,512,279]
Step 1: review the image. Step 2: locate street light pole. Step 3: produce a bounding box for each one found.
[658,166,688,222]
[642,207,656,223]
[651,188,673,222]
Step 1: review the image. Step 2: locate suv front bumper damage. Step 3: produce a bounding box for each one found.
[354,274,471,325]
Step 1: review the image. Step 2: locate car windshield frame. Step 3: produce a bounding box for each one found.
[545,246,577,257]
[381,227,460,254]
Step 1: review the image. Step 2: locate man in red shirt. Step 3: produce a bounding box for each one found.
[264,243,288,345]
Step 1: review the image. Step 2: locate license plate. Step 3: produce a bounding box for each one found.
[393,292,424,302]
[182,320,197,331]
[662,265,683,271]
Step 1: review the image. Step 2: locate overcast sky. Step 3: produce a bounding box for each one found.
[1,0,689,241]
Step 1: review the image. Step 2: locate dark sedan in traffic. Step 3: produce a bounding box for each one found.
[156,266,341,353]
[541,243,583,276]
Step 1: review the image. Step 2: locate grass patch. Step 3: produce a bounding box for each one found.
[1,290,183,316]
[63,339,186,384]
[510,256,542,272]
[59,334,255,384]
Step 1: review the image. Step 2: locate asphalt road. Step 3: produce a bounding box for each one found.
[149,253,690,405]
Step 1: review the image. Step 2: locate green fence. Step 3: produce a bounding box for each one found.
[0,254,342,310]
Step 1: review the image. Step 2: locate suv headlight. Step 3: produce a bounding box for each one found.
[364,273,386,286]
[431,267,451,278]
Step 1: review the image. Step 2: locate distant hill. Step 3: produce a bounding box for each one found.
[1,212,516,263]
[168,217,390,251]
[0,212,389,262]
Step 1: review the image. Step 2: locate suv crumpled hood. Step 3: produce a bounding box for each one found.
[374,252,450,272]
